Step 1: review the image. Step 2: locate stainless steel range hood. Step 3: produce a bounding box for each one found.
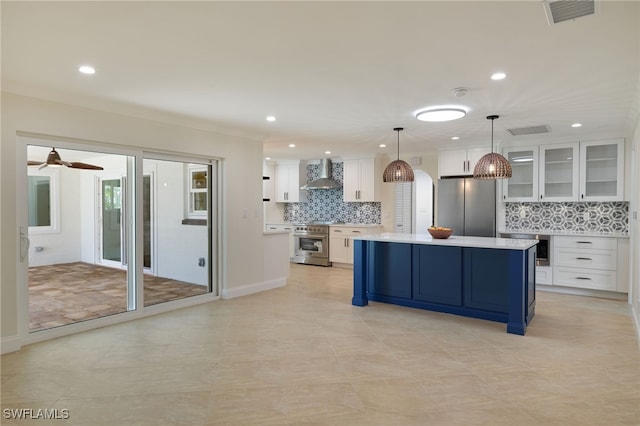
[300,158,342,190]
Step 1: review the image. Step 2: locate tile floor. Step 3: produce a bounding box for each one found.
[29,262,209,331]
[2,264,639,425]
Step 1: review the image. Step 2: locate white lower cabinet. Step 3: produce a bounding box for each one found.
[552,235,627,292]
[330,225,382,265]
[554,267,617,291]
[536,266,553,285]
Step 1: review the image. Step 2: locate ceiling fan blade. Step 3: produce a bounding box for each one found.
[67,162,104,170]
[28,161,45,166]
[38,163,48,170]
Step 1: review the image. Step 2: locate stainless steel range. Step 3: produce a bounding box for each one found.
[292,223,331,266]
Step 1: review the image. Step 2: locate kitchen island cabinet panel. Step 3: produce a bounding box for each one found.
[369,242,412,299]
[463,248,509,314]
[412,245,462,306]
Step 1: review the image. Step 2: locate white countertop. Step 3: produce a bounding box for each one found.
[354,233,539,250]
[499,229,629,239]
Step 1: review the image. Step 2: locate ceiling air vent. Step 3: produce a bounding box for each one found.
[543,0,598,25]
[507,125,551,136]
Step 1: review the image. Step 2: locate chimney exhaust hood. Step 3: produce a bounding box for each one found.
[301,158,342,190]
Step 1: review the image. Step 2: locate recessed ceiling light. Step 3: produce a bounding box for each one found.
[78,65,95,75]
[571,122,582,128]
[288,144,295,148]
[451,136,460,140]
[379,144,387,148]
[415,107,467,122]
[324,151,331,155]
[491,72,506,80]
[265,157,271,160]
[266,115,276,122]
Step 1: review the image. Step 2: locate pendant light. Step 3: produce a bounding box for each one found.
[473,115,512,180]
[383,127,414,182]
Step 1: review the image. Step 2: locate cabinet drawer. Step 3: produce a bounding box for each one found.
[331,227,362,236]
[554,248,617,270]
[553,236,617,250]
[554,267,617,291]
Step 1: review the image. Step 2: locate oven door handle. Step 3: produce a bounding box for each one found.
[294,233,328,239]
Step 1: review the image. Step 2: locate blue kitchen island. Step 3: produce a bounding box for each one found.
[352,233,538,335]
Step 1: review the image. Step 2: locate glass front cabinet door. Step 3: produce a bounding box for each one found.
[539,143,579,202]
[502,146,538,202]
[579,139,624,201]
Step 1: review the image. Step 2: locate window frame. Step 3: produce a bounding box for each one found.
[27,167,60,235]
[186,164,208,218]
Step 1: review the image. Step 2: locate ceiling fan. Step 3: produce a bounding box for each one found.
[27,148,104,170]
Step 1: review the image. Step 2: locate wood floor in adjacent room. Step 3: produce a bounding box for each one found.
[28,262,208,331]
[3,263,639,425]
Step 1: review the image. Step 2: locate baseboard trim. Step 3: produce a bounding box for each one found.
[536,284,628,300]
[222,277,286,299]
[1,335,22,355]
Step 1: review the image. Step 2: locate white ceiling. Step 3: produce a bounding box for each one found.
[3,1,639,162]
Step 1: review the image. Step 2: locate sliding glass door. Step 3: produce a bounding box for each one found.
[25,140,218,333]
[26,144,133,331]
[141,157,216,306]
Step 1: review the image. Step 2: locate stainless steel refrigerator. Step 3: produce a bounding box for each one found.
[437,178,496,237]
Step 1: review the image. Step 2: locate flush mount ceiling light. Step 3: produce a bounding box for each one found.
[473,115,512,180]
[383,127,414,183]
[266,115,276,122]
[415,107,466,122]
[78,65,95,75]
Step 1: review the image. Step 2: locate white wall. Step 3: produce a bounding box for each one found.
[1,92,266,346]
[27,165,82,266]
[630,112,640,340]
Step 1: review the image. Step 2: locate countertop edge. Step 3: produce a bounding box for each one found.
[354,233,538,250]
[499,229,629,239]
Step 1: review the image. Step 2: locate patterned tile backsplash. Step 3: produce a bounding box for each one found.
[283,161,381,224]
[505,202,629,234]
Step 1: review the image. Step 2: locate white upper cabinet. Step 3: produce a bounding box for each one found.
[439,147,489,177]
[502,139,624,203]
[539,143,579,202]
[275,162,307,203]
[502,146,539,202]
[579,139,624,201]
[343,158,380,202]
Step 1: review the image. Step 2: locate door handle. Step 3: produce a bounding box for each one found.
[19,226,30,263]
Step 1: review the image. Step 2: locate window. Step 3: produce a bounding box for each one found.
[187,165,208,218]
[27,168,59,234]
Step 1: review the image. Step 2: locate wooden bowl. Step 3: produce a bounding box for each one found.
[428,228,453,239]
